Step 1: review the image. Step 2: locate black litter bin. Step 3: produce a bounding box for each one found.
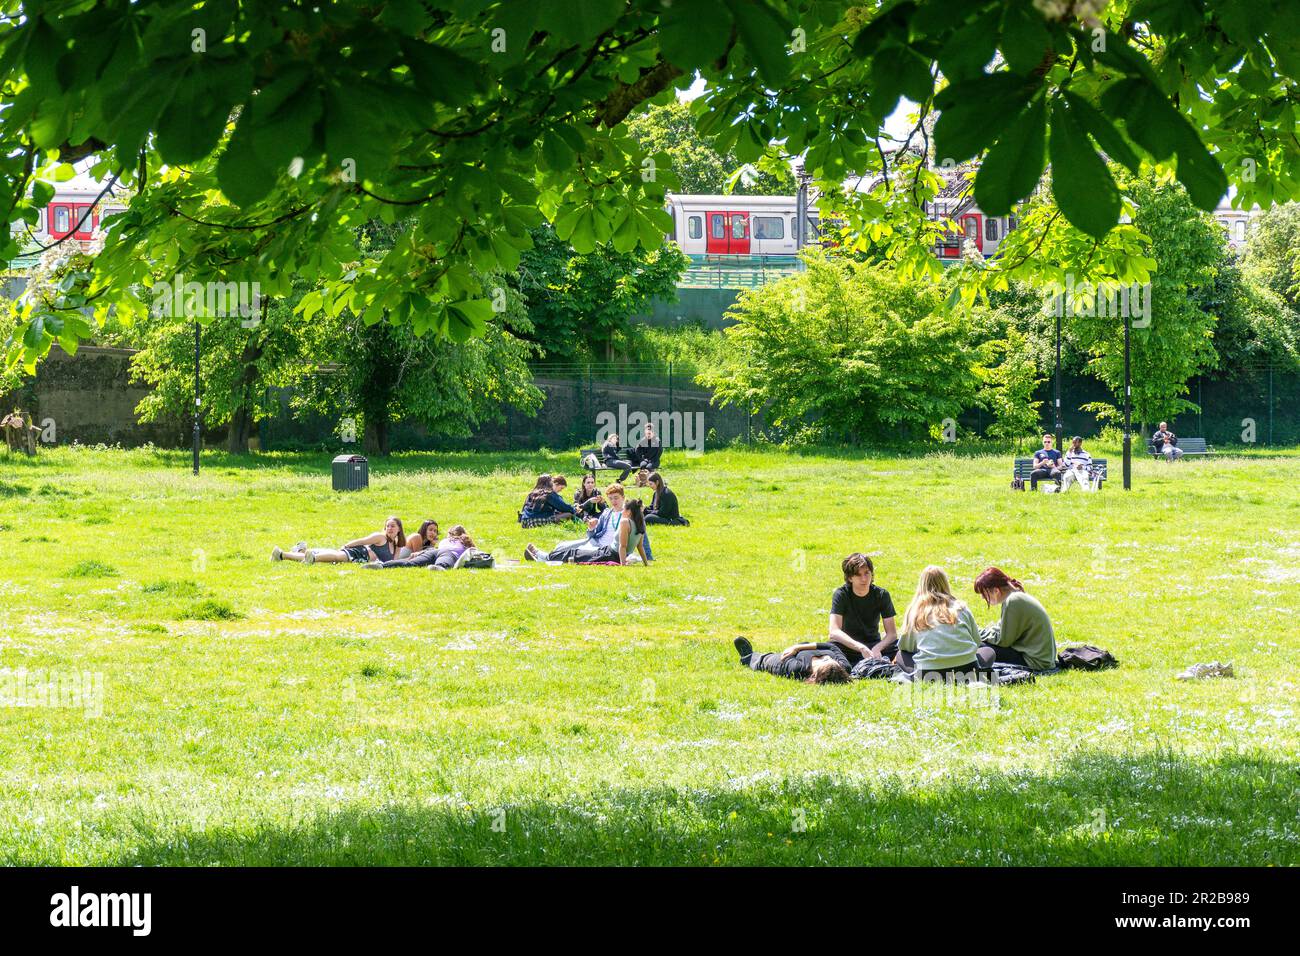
[332,454,368,491]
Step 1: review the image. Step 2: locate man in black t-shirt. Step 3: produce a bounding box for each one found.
[1030,433,1064,490]
[828,553,898,664]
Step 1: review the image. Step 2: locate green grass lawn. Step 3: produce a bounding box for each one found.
[1,444,1298,865]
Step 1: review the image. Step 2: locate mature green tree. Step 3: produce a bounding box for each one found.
[1200,248,1300,376]
[1241,202,1300,310]
[700,254,986,442]
[294,272,542,455]
[513,223,687,362]
[128,292,307,453]
[6,0,1300,369]
[625,100,793,196]
[1072,176,1223,428]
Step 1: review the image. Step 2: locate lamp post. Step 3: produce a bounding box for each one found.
[1054,310,1063,449]
[192,319,201,476]
[1122,312,1132,490]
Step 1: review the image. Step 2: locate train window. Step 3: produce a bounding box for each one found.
[806,217,820,241]
[1235,220,1246,241]
[730,214,747,239]
[753,216,784,239]
[52,205,71,234]
[1008,216,1018,232]
[688,216,702,239]
[711,214,725,239]
[985,219,999,241]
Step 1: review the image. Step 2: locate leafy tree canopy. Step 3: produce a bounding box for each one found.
[3,0,1299,368]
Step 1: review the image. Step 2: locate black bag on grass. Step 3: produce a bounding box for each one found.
[850,657,898,680]
[1057,644,1118,670]
[991,663,1036,685]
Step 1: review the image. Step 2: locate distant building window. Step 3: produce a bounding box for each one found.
[753,216,784,239]
[688,216,702,239]
[986,219,999,241]
[1008,216,1018,232]
[1235,220,1246,241]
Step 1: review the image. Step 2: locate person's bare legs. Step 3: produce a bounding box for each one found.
[306,549,350,563]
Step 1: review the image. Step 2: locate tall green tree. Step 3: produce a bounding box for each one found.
[700,254,986,442]
[625,100,793,195]
[1073,176,1223,429]
[1241,202,1300,310]
[6,0,1299,368]
[514,223,687,362]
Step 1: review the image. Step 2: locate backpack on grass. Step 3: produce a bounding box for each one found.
[456,548,496,569]
[1057,644,1118,670]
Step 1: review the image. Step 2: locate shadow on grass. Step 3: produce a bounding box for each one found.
[85,750,1300,866]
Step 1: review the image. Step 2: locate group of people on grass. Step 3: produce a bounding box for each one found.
[271,517,478,570]
[734,555,1056,684]
[519,471,687,527]
[523,481,652,566]
[599,425,662,482]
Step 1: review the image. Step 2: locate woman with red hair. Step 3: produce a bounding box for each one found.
[972,568,1058,671]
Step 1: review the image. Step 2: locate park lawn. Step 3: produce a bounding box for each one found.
[0,444,1297,866]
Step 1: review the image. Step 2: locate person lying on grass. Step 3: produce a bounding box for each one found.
[972,567,1058,671]
[895,566,981,678]
[828,553,899,665]
[732,636,850,684]
[365,520,441,569]
[519,475,579,526]
[272,516,407,565]
[524,484,650,565]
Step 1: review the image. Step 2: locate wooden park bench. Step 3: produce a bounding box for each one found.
[1148,437,1213,459]
[1013,457,1108,490]
[579,446,661,480]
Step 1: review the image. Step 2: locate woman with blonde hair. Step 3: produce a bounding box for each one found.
[897,566,980,677]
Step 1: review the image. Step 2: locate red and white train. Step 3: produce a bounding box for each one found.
[9,177,126,246]
[665,194,821,258]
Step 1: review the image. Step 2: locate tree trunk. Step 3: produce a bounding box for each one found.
[363,419,390,456]
[227,339,264,454]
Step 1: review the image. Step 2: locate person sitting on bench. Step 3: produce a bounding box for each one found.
[1151,422,1183,460]
[828,553,899,665]
[601,433,634,482]
[630,423,662,470]
[895,566,981,678]
[644,472,688,525]
[732,636,850,684]
[520,475,578,526]
[1060,436,1097,492]
[971,567,1058,671]
[1030,433,1064,490]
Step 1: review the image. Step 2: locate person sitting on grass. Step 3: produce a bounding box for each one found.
[574,474,607,519]
[828,553,899,665]
[617,498,651,566]
[525,483,647,564]
[895,566,981,679]
[520,475,578,526]
[601,432,634,483]
[1030,433,1064,491]
[972,567,1058,671]
[272,516,408,565]
[732,636,850,684]
[644,471,688,525]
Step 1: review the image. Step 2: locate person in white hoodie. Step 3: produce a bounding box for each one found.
[896,566,981,678]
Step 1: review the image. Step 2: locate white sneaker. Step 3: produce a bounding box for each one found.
[304,549,315,566]
[271,546,283,562]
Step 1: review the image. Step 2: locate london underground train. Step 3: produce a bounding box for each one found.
[664,194,821,259]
